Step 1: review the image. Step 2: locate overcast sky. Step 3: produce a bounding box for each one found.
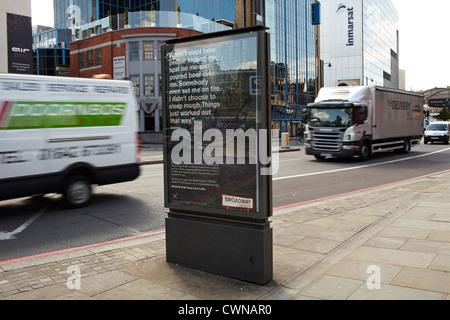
[31,0,449,91]
[390,0,450,91]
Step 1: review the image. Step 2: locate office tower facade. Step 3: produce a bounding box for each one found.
[266,0,317,134]
[33,27,72,75]
[320,0,399,88]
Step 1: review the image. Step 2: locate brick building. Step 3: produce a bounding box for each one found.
[69,27,202,142]
[70,27,201,78]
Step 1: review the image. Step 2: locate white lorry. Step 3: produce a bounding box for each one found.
[0,74,140,207]
[304,86,424,161]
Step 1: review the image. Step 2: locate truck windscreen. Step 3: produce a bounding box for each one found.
[307,106,353,128]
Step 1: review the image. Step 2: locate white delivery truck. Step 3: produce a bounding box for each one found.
[0,74,140,207]
[304,86,424,161]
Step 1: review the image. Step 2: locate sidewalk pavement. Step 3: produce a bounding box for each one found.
[1,144,449,300]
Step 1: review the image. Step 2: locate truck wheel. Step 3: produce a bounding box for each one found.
[400,139,411,154]
[63,175,92,208]
[359,141,371,161]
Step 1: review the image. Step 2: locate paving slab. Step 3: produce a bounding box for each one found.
[429,254,450,272]
[93,278,194,300]
[400,239,450,255]
[325,259,402,284]
[348,283,445,300]
[300,275,363,300]
[391,267,450,294]
[347,246,436,268]
[77,270,137,296]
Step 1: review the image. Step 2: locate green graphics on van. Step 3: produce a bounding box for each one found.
[0,101,127,130]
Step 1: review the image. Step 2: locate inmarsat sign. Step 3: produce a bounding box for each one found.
[162,27,272,221]
[335,0,361,53]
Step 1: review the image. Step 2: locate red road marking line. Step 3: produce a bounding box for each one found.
[0,230,165,265]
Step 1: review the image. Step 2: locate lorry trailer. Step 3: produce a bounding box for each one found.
[304,86,424,161]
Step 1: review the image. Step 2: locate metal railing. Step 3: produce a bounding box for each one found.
[74,11,231,40]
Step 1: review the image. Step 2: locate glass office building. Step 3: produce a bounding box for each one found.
[54,0,170,28]
[33,27,72,75]
[320,0,399,88]
[266,0,317,134]
[177,0,237,23]
[363,0,399,88]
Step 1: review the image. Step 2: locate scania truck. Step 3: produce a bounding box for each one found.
[304,86,424,161]
[0,74,140,208]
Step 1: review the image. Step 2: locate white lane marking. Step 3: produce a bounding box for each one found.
[274,147,450,181]
[0,206,47,241]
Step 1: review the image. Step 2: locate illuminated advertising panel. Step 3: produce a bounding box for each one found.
[7,13,33,74]
[162,27,272,221]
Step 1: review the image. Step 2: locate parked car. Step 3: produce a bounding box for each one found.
[424,121,450,145]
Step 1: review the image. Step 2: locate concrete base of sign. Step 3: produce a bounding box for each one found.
[166,212,273,285]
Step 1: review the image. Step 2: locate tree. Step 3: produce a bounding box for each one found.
[438,108,450,121]
[177,6,182,25]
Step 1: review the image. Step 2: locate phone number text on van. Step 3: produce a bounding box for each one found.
[38,144,121,160]
[0,144,121,165]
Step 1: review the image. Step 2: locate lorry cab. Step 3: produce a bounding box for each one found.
[304,101,370,159]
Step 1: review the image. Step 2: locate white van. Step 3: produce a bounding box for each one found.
[423,121,450,144]
[0,74,140,208]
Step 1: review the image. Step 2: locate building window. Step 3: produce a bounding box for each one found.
[79,52,85,69]
[87,50,94,68]
[144,74,155,96]
[129,42,139,61]
[143,42,154,60]
[130,75,140,96]
[159,74,162,95]
[158,42,164,60]
[96,48,102,65]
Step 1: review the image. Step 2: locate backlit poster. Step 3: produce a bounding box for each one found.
[162,27,272,221]
[7,13,33,74]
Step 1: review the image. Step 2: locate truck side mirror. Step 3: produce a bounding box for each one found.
[302,111,309,122]
[358,107,367,124]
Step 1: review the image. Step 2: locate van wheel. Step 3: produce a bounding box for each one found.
[63,175,92,208]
